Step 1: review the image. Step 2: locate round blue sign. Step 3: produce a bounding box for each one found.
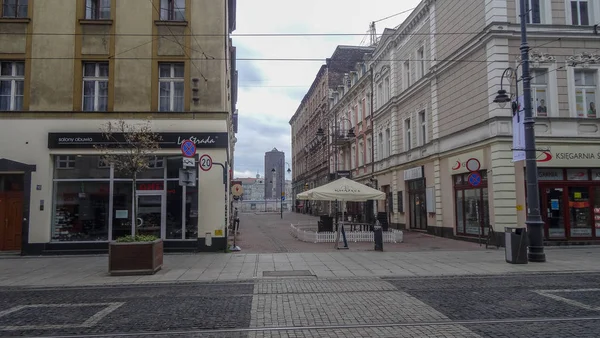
[468,172,482,187]
[181,140,196,157]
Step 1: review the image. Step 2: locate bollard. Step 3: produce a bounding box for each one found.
[374,220,383,251]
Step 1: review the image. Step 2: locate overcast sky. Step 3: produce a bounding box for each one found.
[232,0,421,179]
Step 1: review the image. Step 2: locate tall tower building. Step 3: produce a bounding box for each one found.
[264,148,285,199]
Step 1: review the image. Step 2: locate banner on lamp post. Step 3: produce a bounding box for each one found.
[512,95,526,162]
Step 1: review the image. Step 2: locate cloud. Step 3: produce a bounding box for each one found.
[232,0,421,178]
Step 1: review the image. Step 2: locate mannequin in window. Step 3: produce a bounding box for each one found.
[589,102,596,118]
[536,99,547,116]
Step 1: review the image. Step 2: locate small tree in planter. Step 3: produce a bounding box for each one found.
[95,120,164,275]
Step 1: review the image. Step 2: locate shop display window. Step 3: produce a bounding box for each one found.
[51,155,199,242]
[52,181,109,241]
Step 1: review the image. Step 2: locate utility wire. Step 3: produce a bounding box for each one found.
[147,0,208,82]
[373,8,416,23]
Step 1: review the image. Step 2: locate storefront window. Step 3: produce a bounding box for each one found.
[454,171,489,236]
[52,155,199,242]
[54,155,110,179]
[186,185,199,239]
[52,181,109,241]
[114,156,165,179]
[594,187,600,237]
[112,181,132,240]
[166,181,183,239]
[568,187,592,237]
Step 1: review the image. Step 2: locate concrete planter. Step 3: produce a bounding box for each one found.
[108,239,163,276]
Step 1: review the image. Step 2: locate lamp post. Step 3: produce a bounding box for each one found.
[493,0,545,262]
[316,116,355,230]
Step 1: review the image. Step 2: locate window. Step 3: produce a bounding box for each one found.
[378,132,384,160]
[417,47,425,79]
[366,137,372,163]
[385,128,391,157]
[160,0,185,21]
[358,99,364,121]
[55,156,76,169]
[526,0,542,23]
[85,0,110,19]
[419,110,427,145]
[0,61,24,111]
[359,141,364,166]
[574,70,596,118]
[384,77,390,102]
[159,62,184,112]
[530,69,549,117]
[83,62,108,112]
[377,82,383,109]
[405,118,412,151]
[570,0,589,25]
[403,61,411,89]
[1,0,27,18]
[351,144,356,169]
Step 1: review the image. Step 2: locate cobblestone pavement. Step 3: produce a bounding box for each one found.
[233,212,483,253]
[1,273,600,337]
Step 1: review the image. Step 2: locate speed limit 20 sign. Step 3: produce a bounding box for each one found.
[199,154,213,171]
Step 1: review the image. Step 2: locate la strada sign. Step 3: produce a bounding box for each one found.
[48,132,228,149]
[536,145,600,167]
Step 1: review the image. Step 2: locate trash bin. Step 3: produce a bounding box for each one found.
[374,220,383,251]
[505,227,528,264]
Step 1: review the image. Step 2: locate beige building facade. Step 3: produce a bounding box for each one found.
[367,0,600,244]
[0,0,238,254]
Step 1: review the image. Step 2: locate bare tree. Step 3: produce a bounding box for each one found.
[95,120,162,238]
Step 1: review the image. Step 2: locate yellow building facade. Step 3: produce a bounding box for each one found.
[0,0,238,254]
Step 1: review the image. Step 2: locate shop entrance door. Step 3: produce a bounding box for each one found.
[408,179,427,231]
[136,191,165,239]
[541,187,566,239]
[0,192,23,251]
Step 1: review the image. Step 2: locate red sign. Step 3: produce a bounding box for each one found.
[138,182,164,191]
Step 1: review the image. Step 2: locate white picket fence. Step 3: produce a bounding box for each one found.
[290,223,403,244]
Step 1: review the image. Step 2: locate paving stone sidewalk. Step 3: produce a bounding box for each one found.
[1,247,599,287]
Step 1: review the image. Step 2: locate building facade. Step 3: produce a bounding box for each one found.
[290,46,374,215]
[368,0,600,244]
[292,0,600,245]
[0,0,238,254]
[264,148,286,200]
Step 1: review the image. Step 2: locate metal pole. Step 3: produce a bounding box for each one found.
[280,160,283,219]
[334,115,338,230]
[519,0,546,262]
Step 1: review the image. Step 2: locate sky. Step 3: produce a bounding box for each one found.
[232,0,421,180]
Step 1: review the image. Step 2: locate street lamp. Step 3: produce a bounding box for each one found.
[493,0,545,263]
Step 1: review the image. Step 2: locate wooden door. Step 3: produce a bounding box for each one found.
[0,193,23,251]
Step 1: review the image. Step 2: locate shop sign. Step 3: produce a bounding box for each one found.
[404,166,423,181]
[592,169,600,181]
[448,149,484,174]
[537,168,563,181]
[48,132,229,149]
[536,144,600,167]
[566,169,589,181]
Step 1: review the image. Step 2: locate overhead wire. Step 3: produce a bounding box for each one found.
[147,0,208,82]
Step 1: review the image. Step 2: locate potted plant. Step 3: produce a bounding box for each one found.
[95,120,164,276]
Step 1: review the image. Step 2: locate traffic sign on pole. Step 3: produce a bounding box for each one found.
[199,154,213,171]
[181,140,197,158]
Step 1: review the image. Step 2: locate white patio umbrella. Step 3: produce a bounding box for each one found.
[296,177,385,202]
[296,177,385,248]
